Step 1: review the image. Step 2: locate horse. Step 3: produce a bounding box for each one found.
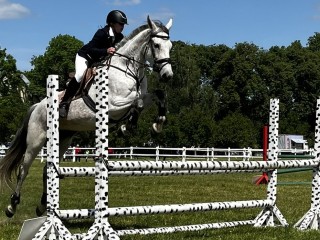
[0,16,173,218]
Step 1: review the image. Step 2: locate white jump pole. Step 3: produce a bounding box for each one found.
[30,75,73,239]
[82,67,119,239]
[295,98,320,230]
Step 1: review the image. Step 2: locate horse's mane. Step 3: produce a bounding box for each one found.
[116,20,169,49]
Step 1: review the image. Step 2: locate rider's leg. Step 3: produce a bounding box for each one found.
[59,54,87,118]
[59,77,80,118]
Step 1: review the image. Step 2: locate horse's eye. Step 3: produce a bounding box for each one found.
[154,43,160,49]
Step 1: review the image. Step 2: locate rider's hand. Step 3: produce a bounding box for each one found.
[107,47,116,55]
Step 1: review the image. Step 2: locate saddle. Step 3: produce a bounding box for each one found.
[65,67,97,112]
[75,68,96,99]
[66,63,136,125]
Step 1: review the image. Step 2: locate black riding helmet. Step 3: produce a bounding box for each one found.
[106,10,128,25]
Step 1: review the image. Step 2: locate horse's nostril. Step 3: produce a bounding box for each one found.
[160,73,172,82]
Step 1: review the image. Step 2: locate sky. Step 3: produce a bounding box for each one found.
[1,0,320,71]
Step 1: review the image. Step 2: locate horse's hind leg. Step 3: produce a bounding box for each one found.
[36,130,75,216]
[5,136,46,218]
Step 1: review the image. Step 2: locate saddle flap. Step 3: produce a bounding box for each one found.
[74,68,97,99]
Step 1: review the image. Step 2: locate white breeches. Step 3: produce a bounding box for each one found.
[74,54,88,83]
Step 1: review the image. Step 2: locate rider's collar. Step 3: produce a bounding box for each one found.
[109,27,115,37]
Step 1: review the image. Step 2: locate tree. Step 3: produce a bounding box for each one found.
[26,34,83,99]
[215,112,258,148]
[307,32,320,52]
[0,48,29,143]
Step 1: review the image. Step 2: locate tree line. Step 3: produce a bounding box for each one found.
[2,32,320,148]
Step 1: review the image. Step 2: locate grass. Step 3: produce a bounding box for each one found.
[0,159,319,239]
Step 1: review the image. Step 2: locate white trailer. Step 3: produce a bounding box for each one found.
[278,134,308,150]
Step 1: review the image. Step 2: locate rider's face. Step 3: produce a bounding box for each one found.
[112,23,125,34]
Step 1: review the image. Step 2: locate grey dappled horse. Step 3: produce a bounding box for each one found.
[0,16,173,217]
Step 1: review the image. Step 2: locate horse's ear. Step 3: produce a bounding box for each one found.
[147,15,157,31]
[166,18,173,31]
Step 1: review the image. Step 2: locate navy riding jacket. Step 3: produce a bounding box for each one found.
[78,26,124,63]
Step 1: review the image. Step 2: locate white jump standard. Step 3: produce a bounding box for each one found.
[294,99,320,230]
[19,75,73,239]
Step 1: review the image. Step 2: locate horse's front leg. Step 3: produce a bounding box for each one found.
[152,89,167,133]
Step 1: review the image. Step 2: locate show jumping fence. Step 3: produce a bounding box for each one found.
[1,145,313,162]
[20,74,320,239]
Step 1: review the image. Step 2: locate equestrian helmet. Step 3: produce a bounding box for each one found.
[107,10,128,25]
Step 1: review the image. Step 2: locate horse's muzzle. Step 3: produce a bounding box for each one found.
[160,71,173,82]
[154,59,173,82]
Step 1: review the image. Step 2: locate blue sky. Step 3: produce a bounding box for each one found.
[1,0,320,71]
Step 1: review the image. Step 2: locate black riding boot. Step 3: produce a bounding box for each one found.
[59,77,80,118]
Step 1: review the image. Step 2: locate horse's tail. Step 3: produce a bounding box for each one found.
[0,104,37,191]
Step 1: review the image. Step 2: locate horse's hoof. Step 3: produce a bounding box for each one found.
[119,125,128,136]
[5,206,15,218]
[36,205,46,216]
[152,123,162,133]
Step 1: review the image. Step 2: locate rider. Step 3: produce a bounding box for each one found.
[59,10,128,118]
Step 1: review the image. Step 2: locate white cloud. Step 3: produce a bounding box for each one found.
[0,0,30,20]
[106,0,141,6]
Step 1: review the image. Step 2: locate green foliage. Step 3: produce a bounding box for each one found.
[215,112,258,148]
[0,48,29,143]
[26,34,83,99]
[3,32,320,147]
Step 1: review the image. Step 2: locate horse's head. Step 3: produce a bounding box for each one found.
[147,16,173,82]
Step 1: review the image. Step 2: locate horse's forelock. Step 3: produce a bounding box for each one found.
[152,20,169,35]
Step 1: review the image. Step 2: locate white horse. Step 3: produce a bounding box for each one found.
[0,16,173,217]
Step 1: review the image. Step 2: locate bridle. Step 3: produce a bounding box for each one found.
[106,28,172,86]
[149,30,172,73]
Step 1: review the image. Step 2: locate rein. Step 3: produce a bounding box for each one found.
[109,52,147,90]
[101,29,172,89]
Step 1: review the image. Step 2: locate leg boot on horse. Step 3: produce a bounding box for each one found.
[120,106,141,136]
[152,89,167,133]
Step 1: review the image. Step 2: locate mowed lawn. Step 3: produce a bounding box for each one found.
[0,159,320,240]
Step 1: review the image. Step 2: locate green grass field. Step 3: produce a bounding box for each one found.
[0,159,320,240]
